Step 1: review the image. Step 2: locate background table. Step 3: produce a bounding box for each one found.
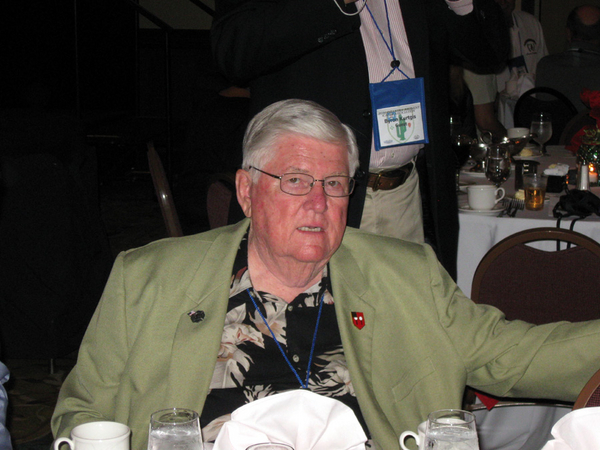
[457,145,600,297]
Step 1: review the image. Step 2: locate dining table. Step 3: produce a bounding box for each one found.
[457,144,600,297]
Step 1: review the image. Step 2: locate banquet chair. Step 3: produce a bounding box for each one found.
[206,172,236,229]
[573,367,600,410]
[465,227,600,410]
[147,141,183,238]
[514,87,578,146]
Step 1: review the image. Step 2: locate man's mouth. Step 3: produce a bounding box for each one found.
[298,226,323,232]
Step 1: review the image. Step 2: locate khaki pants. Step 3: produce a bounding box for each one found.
[359,165,424,243]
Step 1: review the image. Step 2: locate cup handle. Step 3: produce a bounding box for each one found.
[399,431,420,450]
[495,187,506,204]
[54,438,74,450]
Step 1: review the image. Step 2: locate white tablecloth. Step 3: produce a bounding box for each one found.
[457,145,600,297]
[476,405,571,450]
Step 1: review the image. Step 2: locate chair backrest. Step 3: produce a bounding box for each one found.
[559,110,596,145]
[573,368,600,409]
[206,173,236,229]
[514,87,578,146]
[147,141,183,238]
[471,227,600,324]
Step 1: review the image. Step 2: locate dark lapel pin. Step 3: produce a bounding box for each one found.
[188,310,205,323]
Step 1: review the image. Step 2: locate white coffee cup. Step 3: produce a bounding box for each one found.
[53,421,130,450]
[399,421,426,450]
[507,127,529,139]
[467,185,505,210]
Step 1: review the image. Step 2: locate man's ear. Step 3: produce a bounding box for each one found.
[236,169,252,218]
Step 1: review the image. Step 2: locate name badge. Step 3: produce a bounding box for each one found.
[369,77,429,151]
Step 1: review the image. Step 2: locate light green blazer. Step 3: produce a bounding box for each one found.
[52,220,600,450]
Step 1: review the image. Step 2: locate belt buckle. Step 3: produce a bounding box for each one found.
[372,172,383,192]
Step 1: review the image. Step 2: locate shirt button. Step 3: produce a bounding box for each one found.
[287,305,294,312]
[292,354,300,363]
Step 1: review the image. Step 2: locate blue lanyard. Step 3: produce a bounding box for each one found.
[365,0,410,81]
[246,288,324,389]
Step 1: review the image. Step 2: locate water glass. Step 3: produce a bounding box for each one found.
[148,408,204,450]
[529,112,552,156]
[424,409,479,450]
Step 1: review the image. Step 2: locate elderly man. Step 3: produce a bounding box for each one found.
[53,100,600,450]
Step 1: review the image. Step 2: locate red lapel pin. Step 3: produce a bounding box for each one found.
[351,311,365,330]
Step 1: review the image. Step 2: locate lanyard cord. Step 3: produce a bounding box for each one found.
[246,288,325,389]
[365,0,410,81]
[332,0,369,17]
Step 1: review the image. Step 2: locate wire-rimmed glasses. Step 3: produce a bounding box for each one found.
[250,166,355,197]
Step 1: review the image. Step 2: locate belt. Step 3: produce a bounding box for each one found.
[367,162,414,191]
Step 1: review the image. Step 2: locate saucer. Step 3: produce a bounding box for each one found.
[459,203,505,215]
[460,168,487,178]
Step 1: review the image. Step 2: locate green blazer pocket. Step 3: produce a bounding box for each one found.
[392,358,435,403]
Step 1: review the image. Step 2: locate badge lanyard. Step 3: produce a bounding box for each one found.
[246,288,324,389]
[365,0,410,82]
[365,0,429,149]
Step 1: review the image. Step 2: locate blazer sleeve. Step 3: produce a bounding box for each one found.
[51,253,130,437]
[422,246,600,401]
[211,0,360,84]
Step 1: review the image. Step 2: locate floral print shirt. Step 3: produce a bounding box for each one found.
[200,234,369,443]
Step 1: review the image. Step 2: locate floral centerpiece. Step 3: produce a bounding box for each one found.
[566,88,600,154]
[570,89,600,186]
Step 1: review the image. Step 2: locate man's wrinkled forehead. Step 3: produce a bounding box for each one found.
[269,133,349,167]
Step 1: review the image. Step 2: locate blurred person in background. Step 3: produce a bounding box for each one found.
[536,4,600,112]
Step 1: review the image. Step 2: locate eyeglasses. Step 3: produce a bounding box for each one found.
[250,166,355,197]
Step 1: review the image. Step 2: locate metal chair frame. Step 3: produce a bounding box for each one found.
[147,141,183,238]
[573,367,600,410]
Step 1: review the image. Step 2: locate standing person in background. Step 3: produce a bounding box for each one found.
[495,0,548,95]
[463,69,507,140]
[211,0,509,279]
[536,4,600,113]
[466,0,548,130]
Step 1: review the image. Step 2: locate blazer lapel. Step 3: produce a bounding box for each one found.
[165,221,250,409]
[330,243,376,383]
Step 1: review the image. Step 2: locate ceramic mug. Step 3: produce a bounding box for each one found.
[467,185,505,210]
[399,421,426,450]
[53,421,131,450]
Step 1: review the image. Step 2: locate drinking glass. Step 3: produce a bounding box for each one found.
[523,173,547,211]
[529,112,552,156]
[424,409,479,450]
[485,144,511,187]
[148,408,204,450]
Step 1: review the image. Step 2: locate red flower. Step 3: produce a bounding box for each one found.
[567,127,586,154]
[580,88,600,128]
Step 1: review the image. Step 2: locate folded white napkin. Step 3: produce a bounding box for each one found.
[543,164,570,177]
[213,390,367,450]
[541,407,600,450]
[503,71,535,100]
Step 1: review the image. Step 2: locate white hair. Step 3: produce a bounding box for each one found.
[242,99,360,179]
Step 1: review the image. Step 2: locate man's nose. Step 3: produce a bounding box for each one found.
[303,182,328,212]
